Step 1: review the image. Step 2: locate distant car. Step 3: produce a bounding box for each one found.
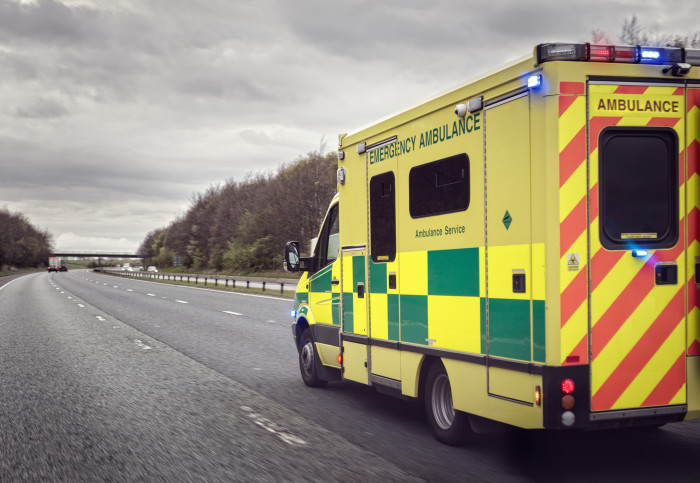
[47,266,58,272]
[59,265,68,272]
[147,266,158,272]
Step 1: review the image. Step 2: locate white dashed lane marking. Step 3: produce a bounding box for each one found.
[176,300,188,304]
[223,311,242,316]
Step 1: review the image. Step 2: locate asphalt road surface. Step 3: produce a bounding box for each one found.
[2,270,700,481]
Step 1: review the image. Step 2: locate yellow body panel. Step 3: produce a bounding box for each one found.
[370,346,401,381]
[291,50,700,430]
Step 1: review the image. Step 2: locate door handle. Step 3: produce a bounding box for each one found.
[331,279,339,285]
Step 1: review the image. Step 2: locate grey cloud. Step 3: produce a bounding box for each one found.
[14,97,69,119]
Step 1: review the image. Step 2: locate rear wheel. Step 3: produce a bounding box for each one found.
[299,328,327,388]
[424,360,469,445]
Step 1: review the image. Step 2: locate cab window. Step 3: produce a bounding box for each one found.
[317,203,339,269]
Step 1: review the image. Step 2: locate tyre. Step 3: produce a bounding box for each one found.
[424,360,469,445]
[298,328,327,388]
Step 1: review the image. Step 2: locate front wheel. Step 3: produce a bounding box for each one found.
[424,360,470,445]
[298,328,327,388]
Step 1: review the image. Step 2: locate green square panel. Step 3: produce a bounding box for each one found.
[342,292,354,333]
[369,261,387,294]
[388,294,399,341]
[488,298,531,361]
[331,294,341,326]
[352,255,365,291]
[533,300,546,363]
[400,295,428,345]
[428,248,479,297]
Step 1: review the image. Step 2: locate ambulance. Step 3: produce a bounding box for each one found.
[284,42,700,444]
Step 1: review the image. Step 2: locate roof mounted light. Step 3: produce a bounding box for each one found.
[536,42,697,66]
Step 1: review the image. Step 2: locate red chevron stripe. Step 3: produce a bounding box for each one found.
[690,279,699,310]
[592,288,685,410]
[591,220,685,360]
[560,195,586,258]
[559,94,579,117]
[688,89,700,113]
[688,207,700,243]
[561,82,585,95]
[673,87,684,96]
[561,269,586,327]
[564,334,588,365]
[646,117,680,128]
[559,127,586,187]
[589,117,622,153]
[614,85,648,95]
[590,183,599,221]
[689,339,700,356]
[641,352,685,406]
[689,140,700,179]
[590,249,625,292]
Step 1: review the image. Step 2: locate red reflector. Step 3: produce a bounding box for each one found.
[566,355,580,363]
[337,354,343,364]
[561,379,575,394]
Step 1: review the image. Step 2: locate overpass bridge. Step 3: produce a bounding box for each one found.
[51,251,140,258]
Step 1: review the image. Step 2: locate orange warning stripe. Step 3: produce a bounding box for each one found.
[688,88,700,355]
[642,352,686,406]
[588,84,686,409]
[558,82,588,364]
[590,226,686,361]
[561,83,687,369]
[593,288,685,409]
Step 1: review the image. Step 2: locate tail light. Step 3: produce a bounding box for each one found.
[561,378,576,426]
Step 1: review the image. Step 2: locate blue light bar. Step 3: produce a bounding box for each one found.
[640,49,660,60]
[291,310,297,317]
[631,249,649,258]
[527,74,542,89]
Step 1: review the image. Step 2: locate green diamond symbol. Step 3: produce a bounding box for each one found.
[502,210,512,230]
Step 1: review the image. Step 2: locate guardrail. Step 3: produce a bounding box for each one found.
[94,268,297,294]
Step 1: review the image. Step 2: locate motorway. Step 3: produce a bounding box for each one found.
[2,270,700,481]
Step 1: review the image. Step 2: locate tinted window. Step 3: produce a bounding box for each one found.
[599,127,678,249]
[409,153,470,218]
[370,171,396,263]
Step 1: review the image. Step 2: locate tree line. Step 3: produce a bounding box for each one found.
[0,207,54,270]
[137,150,337,273]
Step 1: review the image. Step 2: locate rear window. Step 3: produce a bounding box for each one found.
[409,153,470,218]
[598,126,678,250]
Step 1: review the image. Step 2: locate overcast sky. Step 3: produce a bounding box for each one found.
[1,0,699,252]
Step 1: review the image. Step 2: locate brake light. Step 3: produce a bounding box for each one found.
[560,378,576,427]
[589,45,612,62]
[561,378,575,394]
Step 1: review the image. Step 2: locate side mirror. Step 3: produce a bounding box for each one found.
[284,241,301,272]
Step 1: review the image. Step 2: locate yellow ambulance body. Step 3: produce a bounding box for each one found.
[284,42,700,444]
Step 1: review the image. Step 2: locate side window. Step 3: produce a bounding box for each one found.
[409,153,470,218]
[317,203,339,269]
[370,171,396,263]
[599,127,678,250]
